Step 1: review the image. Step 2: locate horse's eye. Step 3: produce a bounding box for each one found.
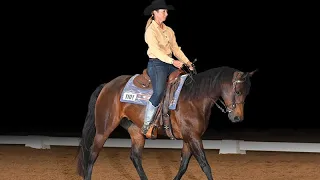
[236,91,241,95]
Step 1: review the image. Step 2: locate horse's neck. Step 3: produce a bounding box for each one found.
[211,86,222,103]
[196,93,221,129]
[202,90,223,128]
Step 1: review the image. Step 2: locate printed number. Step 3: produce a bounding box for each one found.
[123,92,137,101]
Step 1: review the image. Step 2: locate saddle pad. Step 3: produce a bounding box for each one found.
[120,74,189,110]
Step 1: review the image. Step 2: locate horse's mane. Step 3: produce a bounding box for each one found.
[180,66,238,101]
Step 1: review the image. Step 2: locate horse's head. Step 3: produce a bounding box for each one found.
[220,69,257,123]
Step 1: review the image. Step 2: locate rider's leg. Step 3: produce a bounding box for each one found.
[141,59,170,134]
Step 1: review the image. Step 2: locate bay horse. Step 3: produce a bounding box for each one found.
[76,65,257,180]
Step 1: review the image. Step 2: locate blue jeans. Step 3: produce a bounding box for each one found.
[147,58,177,106]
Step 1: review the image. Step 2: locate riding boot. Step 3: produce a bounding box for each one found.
[141,101,159,135]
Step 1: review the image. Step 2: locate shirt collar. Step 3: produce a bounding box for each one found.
[151,20,167,31]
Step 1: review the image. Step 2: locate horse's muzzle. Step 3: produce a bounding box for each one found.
[228,113,242,123]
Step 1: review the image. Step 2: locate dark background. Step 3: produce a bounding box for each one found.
[2,1,316,142]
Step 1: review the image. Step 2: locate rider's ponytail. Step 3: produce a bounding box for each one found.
[145,15,153,31]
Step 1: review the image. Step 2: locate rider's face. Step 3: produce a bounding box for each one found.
[154,9,168,22]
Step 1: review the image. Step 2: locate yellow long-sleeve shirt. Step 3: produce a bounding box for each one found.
[145,20,191,65]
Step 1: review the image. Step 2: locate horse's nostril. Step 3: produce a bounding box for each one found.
[234,116,240,121]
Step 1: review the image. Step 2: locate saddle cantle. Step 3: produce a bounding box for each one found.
[133,69,152,89]
[133,68,186,140]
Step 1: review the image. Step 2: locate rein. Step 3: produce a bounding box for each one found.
[214,98,229,113]
[182,58,197,85]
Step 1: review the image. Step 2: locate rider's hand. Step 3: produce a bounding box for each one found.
[186,61,194,71]
[172,60,184,69]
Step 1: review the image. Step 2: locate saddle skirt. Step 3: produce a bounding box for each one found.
[120,73,189,110]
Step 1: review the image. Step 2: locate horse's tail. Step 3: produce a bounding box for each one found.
[76,83,105,177]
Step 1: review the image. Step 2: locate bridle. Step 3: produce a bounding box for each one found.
[215,72,248,113]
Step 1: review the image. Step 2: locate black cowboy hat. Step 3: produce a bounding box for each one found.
[143,0,175,16]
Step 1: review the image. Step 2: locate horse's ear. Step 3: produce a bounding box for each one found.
[249,69,258,77]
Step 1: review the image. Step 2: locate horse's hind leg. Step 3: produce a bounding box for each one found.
[173,142,192,180]
[188,135,214,180]
[84,133,106,180]
[85,118,120,180]
[120,118,148,180]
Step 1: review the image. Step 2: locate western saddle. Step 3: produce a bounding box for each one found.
[132,68,186,140]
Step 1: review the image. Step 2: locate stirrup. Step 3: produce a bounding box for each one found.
[141,124,150,135]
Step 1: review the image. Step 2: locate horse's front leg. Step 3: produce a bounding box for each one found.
[188,135,214,180]
[127,123,148,180]
[173,142,192,180]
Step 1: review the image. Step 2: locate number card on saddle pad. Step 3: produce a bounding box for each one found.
[120,74,189,110]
